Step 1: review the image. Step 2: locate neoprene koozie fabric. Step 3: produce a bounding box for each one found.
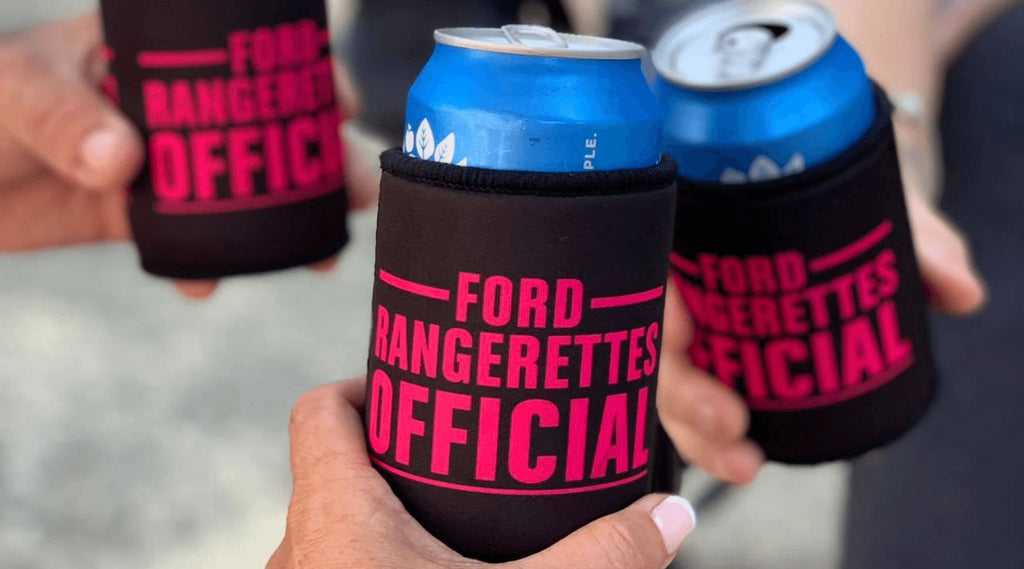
[100,0,349,279]
[650,424,685,494]
[672,91,937,464]
[366,150,677,561]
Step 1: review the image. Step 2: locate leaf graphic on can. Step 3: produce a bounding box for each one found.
[404,124,415,154]
[721,167,748,184]
[749,156,783,182]
[435,133,456,164]
[783,153,806,176]
[416,119,435,160]
[456,158,468,167]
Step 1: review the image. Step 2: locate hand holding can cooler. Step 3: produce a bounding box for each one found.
[653,0,937,464]
[364,26,677,561]
[99,0,349,279]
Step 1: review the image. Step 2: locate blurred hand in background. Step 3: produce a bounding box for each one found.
[0,14,141,253]
[655,125,989,487]
[654,0,990,488]
[268,378,698,569]
[0,12,378,299]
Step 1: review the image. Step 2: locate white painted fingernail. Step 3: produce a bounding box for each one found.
[651,496,697,555]
[79,128,121,172]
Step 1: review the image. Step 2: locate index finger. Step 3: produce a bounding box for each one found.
[287,378,371,493]
[661,278,749,441]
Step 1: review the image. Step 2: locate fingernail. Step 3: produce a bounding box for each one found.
[651,496,697,555]
[174,280,218,300]
[79,128,121,172]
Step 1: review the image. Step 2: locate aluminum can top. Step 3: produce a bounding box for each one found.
[404,25,662,172]
[653,0,837,91]
[435,25,647,60]
[651,0,876,183]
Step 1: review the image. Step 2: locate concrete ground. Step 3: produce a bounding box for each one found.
[1,1,846,567]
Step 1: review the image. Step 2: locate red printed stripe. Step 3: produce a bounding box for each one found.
[371,458,647,496]
[379,270,451,301]
[748,354,915,411]
[154,176,342,215]
[809,221,894,273]
[670,253,701,277]
[590,286,665,309]
[137,48,229,69]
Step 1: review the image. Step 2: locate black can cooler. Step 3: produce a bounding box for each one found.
[365,150,677,561]
[650,423,685,494]
[671,92,938,464]
[100,0,349,279]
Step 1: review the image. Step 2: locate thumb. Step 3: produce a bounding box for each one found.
[519,495,697,569]
[0,48,143,191]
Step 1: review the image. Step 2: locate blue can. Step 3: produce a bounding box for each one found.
[652,0,876,183]
[403,25,662,172]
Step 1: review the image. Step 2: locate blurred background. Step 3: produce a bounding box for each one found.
[2,1,1021,568]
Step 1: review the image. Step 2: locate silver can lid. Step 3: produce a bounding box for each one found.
[435,25,646,60]
[652,0,837,90]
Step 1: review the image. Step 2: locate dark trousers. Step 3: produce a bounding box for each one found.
[843,5,1024,568]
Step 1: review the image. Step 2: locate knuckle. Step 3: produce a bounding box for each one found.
[588,518,648,569]
[288,388,332,434]
[287,401,315,437]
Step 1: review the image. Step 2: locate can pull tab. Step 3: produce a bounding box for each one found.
[501,25,568,49]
